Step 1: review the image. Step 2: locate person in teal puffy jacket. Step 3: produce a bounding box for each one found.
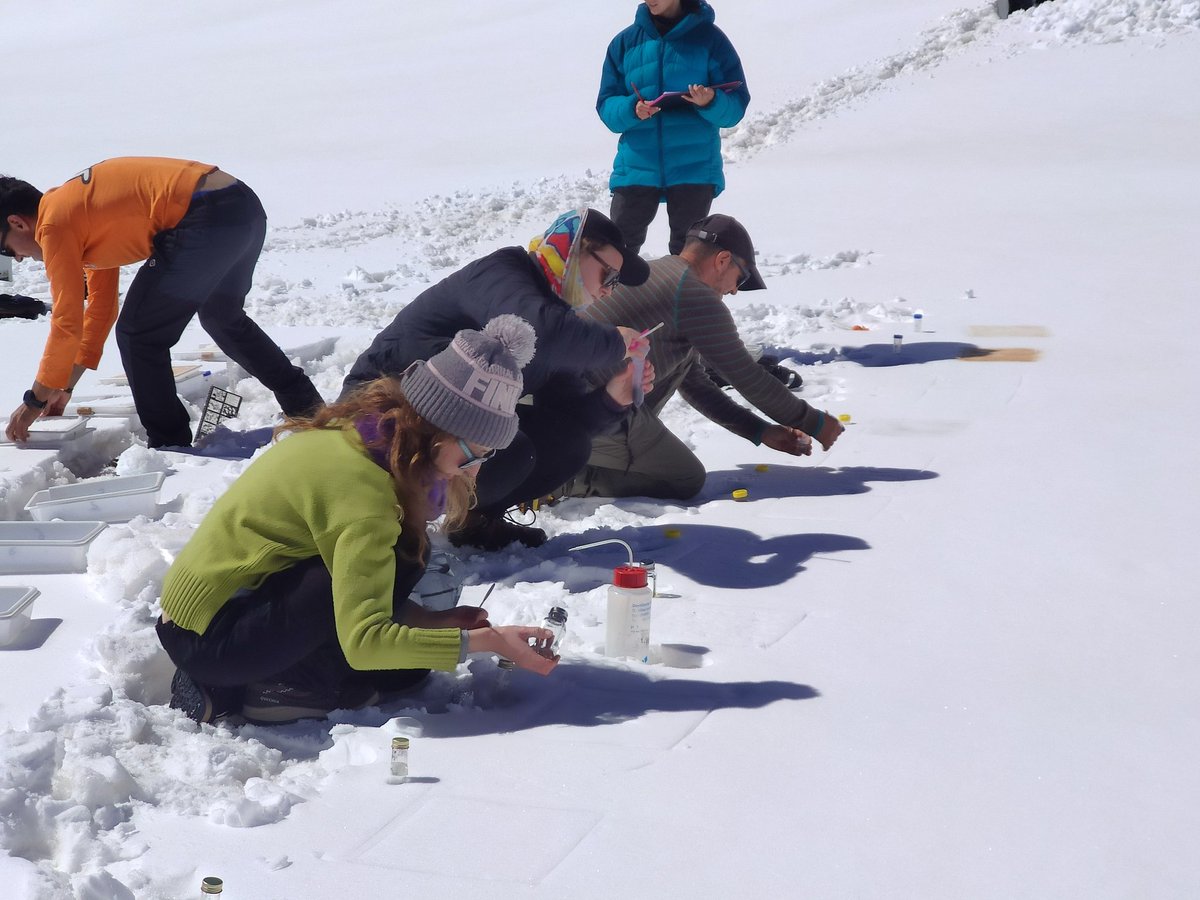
[597,0,750,256]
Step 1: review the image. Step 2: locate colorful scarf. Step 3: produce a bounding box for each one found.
[529,208,590,308]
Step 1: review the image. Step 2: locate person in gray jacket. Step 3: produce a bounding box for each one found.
[566,214,844,500]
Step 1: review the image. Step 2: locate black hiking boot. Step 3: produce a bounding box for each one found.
[447,511,547,551]
[241,679,380,725]
[169,669,241,724]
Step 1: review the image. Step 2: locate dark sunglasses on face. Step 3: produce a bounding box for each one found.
[587,249,622,290]
[731,255,751,288]
[457,438,497,470]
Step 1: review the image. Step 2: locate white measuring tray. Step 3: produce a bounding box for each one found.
[0,586,41,647]
[25,472,166,523]
[0,521,107,574]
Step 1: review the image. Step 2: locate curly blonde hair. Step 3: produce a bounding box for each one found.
[277,377,475,560]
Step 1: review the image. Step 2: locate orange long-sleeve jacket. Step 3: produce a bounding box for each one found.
[34,157,215,389]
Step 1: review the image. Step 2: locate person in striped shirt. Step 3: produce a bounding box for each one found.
[568,214,845,500]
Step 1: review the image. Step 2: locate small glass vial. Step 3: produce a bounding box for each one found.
[540,606,568,656]
[637,560,656,597]
[200,876,223,895]
[389,736,410,783]
[496,657,515,693]
[913,312,923,333]
[892,334,903,353]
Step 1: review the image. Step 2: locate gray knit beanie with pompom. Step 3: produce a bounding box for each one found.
[400,314,536,449]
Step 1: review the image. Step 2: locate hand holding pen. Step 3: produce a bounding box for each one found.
[629,322,663,407]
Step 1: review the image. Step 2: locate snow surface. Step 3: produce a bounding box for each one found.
[2,1,1199,897]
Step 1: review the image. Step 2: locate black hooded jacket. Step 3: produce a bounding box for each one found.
[341,247,628,434]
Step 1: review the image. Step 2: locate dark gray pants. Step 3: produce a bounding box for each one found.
[116,182,322,447]
[567,405,706,501]
[610,184,715,256]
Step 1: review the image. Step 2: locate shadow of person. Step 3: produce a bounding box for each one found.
[699,464,939,501]
[238,661,820,756]
[837,341,978,367]
[416,661,820,738]
[467,523,869,592]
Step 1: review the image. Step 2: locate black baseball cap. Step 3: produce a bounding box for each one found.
[685,214,766,291]
[581,208,650,286]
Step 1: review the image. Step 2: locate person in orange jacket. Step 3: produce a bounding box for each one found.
[1,157,323,447]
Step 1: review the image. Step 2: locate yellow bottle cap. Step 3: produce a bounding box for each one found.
[663,528,682,539]
[837,414,852,423]
[754,464,769,473]
[731,489,749,500]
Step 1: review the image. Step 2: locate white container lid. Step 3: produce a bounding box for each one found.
[0,586,39,620]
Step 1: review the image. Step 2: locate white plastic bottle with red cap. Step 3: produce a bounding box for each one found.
[568,538,652,662]
[606,561,652,662]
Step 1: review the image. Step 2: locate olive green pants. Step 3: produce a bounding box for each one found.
[565,405,706,501]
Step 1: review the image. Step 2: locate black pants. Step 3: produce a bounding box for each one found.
[473,403,594,516]
[610,184,715,256]
[157,552,428,693]
[116,182,323,448]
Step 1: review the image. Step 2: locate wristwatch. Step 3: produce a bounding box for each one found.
[22,389,48,410]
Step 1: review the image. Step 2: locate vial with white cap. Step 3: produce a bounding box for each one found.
[569,538,652,663]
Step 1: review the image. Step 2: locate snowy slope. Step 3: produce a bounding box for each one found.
[2,2,1199,898]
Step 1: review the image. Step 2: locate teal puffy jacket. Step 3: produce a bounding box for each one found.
[597,1,749,196]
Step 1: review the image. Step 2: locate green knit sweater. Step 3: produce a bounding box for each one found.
[160,427,463,672]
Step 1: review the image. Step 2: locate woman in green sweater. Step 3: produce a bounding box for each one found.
[157,316,557,725]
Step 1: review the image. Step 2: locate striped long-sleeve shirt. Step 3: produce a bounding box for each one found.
[581,255,822,443]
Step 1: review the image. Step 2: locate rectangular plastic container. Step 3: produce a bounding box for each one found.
[24,472,166,523]
[0,586,40,646]
[0,416,89,446]
[0,521,106,574]
[100,364,201,386]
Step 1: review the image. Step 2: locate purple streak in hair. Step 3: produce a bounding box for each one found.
[356,415,449,521]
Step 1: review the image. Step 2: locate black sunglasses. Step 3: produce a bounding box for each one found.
[587,249,621,290]
[0,220,14,259]
[731,255,751,288]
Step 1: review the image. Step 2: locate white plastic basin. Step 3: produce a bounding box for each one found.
[0,521,107,574]
[24,472,166,523]
[0,586,40,646]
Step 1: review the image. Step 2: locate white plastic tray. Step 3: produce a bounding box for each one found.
[100,365,201,386]
[25,472,166,523]
[0,521,107,574]
[0,416,90,446]
[0,586,40,646]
